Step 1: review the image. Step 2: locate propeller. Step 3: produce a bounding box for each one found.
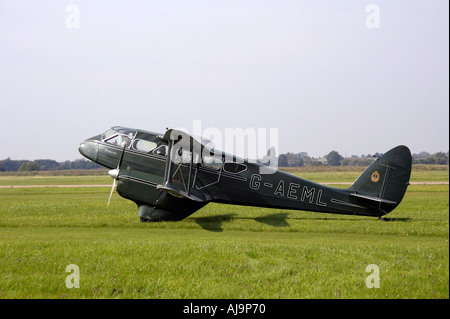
[107,142,126,207]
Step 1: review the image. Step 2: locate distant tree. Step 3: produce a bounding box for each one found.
[374,152,383,158]
[19,162,40,171]
[418,151,430,157]
[286,153,303,167]
[0,158,26,171]
[34,159,60,171]
[59,160,72,170]
[298,152,308,158]
[413,151,449,165]
[278,154,288,167]
[431,152,448,165]
[325,151,343,166]
[69,158,102,169]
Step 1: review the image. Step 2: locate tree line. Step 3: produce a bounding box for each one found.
[277,150,449,167]
[0,150,448,171]
[0,158,102,172]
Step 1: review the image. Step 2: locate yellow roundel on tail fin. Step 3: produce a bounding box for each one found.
[370,171,380,183]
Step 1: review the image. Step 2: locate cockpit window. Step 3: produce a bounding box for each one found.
[104,134,132,148]
[114,127,137,137]
[102,129,117,141]
[102,128,136,148]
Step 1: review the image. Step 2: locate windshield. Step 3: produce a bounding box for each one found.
[101,127,137,148]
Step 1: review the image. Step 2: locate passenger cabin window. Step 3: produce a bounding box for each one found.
[172,149,193,164]
[202,155,222,170]
[153,145,167,156]
[132,139,157,153]
[223,162,247,174]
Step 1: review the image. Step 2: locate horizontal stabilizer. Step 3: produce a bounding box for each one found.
[350,193,397,205]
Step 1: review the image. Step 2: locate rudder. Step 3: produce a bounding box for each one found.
[348,145,412,215]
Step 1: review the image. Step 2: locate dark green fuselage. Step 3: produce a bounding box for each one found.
[79,126,411,221]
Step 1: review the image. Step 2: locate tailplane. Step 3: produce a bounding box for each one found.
[348,145,412,216]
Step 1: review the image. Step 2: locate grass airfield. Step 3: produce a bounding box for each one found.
[0,166,448,299]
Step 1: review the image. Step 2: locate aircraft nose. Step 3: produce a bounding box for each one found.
[78,141,98,162]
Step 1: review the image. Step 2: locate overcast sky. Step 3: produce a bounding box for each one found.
[0,1,448,161]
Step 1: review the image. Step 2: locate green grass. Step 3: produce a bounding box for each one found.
[0,173,110,186]
[0,168,448,299]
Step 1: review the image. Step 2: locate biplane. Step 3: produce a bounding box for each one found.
[79,126,412,222]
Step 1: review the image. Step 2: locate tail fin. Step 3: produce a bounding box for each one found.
[348,145,412,216]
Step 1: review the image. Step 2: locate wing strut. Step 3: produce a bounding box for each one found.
[156,129,205,202]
